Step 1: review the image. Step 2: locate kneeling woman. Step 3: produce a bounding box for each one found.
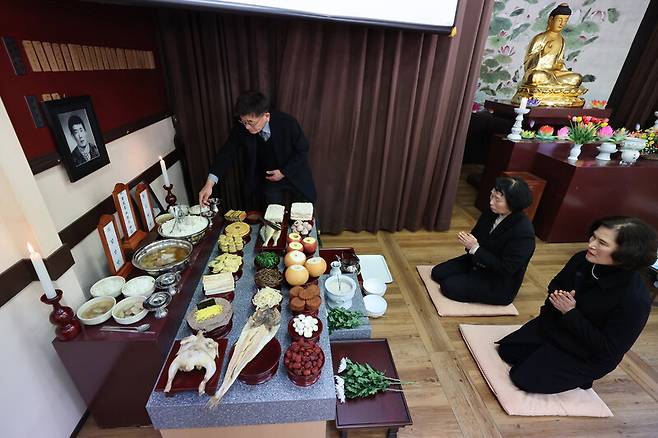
[431,176,535,305]
[497,217,658,394]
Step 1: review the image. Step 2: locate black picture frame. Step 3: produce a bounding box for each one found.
[43,95,110,182]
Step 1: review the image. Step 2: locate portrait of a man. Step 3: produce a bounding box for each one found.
[44,95,110,182]
[65,113,100,167]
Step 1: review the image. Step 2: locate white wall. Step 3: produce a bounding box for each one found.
[0,98,188,436]
[0,98,87,438]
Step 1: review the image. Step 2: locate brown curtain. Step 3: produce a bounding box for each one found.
[609,0,658,129]
[157,1,494,233]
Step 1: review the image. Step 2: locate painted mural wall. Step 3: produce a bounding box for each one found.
[474,0,650,105]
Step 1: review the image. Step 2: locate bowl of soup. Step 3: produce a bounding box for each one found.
[132,239,193,276]
[77,296,116,325]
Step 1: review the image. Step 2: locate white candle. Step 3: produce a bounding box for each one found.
[27,243,57,299]
[519,97,528,111]
[159,156,171,187]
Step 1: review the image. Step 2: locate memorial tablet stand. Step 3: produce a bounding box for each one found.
[97,214,132,277]
[135,182,156,232]
[112,183,147,251]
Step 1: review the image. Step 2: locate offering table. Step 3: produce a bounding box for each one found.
[146,223,336,437]
[52,216,224,427]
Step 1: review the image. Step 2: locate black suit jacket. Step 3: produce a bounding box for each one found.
[499,251,651,369]
[71,143,99,167]
[460,210,536,302]
[209,111,317,202]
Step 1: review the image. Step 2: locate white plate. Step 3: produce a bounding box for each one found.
[357,255,393,283]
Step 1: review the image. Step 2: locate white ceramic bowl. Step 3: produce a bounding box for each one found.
[325,275,356,302]
[77,296,116,325]
[121,276,156,297]
[90,276,126,298]
[363,295,387,318]
[111,296,148,325]
[363,278,387,296]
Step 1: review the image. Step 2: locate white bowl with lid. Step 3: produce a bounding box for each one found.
[363,295,387,318]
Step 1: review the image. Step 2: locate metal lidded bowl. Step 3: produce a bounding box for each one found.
[158,215,209,245]
[132,238,193,277]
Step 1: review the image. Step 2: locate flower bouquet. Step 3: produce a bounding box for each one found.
[566,116,604,161]
[590,99,607,109]
[527,97,541,108]
[640,129,657,158]
[535,125,555,141]
[334,357,413,403]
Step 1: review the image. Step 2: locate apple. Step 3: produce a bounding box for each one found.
[287,241,304,253]
[284,250,307,267]
[302,237,317,254]
[287,232,302,244]
[304,257,327,277]
[285,264,309,286]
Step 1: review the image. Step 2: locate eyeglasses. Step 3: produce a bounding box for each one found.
[239,114,264,127]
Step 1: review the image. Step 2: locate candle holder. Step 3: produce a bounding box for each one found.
[40,289,81,341]
[507,107,530,141]
[163,184,177,209]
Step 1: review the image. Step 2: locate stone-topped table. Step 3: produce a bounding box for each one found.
[146,222,336,437]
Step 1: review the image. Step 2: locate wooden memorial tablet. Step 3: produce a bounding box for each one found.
[112,183,147,251]
[97,214,132,277]
[135,182,156,232]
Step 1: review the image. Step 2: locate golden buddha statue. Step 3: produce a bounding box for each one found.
[512,3,587,108]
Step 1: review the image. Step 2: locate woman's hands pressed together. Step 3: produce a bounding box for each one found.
[549,289,577,314]
[458,231,479,251]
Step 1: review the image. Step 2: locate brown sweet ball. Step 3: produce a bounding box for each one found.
[298,286,316,300]
[305,284,320,297]
[290,296,306,312]
[305,295,321,312]
[289,286,304,298]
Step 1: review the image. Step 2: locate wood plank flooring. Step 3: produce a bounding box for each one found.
[78,165,658,437]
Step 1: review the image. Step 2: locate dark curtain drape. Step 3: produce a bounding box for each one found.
[609,0,658,129]
[157,1,494,233]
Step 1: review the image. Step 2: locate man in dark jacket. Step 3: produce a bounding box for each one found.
[198,91,316,206]
[68,115,100,167]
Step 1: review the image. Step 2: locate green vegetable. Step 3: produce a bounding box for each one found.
[337,358,412,400]
[255,251,279,269]
[328,308,364,333]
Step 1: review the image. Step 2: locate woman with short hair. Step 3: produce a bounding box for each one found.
[431,176,535,305]
[497,216,658,394]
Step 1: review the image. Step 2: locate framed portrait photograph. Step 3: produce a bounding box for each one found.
[43,95,110,182]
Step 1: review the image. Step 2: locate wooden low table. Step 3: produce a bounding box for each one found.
[330,339,412,437]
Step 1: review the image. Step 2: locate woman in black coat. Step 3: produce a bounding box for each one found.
[431,176,535,305]
[497,216,658,394]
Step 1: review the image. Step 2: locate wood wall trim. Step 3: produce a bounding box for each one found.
[0,149,178,309]
[28,111,171,175]
[58,149,178,249]
[0,244,75,308]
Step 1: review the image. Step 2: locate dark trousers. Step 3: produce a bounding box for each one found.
[497,340,606,394]
[263,179,308,206]
[431,257,512,305]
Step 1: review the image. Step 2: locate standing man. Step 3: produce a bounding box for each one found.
[68,115,100,167]
[198,91,316,206]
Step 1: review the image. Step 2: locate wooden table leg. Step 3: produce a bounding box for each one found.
[339,431,348,438]
[386,427,399,438]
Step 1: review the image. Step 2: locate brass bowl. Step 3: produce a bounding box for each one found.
[132,239,193,277]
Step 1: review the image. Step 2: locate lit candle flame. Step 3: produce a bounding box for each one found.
[27,242,35,253]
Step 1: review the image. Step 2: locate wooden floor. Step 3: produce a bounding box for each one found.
[79,165,658,438]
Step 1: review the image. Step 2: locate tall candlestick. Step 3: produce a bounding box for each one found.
[27,242,57,299]
[159,156,171,187]
[519,97,528,111]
